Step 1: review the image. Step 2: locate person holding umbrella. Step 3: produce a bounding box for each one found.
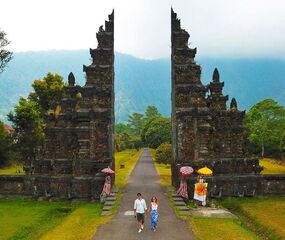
[177,166,194,199]
[194,166,213,206]
[100,167,114,203]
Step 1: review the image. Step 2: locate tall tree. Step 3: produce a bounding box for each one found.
[8,98,44,166]
[145,106,161,120]
[0,29,12,74]
[0,121,12,166]
[245,99,285,158]
[7,73,66,167]
[127,112,144,135]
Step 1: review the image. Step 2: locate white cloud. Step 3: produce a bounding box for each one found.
[1,0,285,59]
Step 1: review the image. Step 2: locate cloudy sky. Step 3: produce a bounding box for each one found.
[1,0,284,59]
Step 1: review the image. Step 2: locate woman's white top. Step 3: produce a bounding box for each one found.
[151,202,158,211]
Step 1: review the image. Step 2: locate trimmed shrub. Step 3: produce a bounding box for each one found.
[155,143,172,164]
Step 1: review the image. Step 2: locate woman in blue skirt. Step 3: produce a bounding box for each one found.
[148,196,159,232]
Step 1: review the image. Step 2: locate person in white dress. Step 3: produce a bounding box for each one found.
[148,196,159,232]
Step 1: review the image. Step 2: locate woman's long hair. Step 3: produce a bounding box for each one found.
[151,196,158,203]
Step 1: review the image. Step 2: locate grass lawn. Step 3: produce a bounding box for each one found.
[115,149,142,188]
[0,199,106,240]
[190,217,259,240]
[150,148,172,187]
[0,149,142,240]
[40,204,110,240]
[154,162,172,187]
[221,197,285,240]
[260,158,285,174]
[0,165,24,175]
[0,198,75,240]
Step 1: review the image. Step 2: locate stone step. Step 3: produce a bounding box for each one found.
[180,211,192,216]
[104,200,115,206]
[106,196,115,201]
[176,206,189,212]
[172,197,184,202]
[101,211,112,216]
[78,150,89,153]
[102,206,112,211]
[172,194,182,199]
[175,201,186,206]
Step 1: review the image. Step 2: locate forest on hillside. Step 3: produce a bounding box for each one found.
[1,50,285,123]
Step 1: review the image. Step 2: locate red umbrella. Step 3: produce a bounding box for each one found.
[179,166,194,176]
[101,167,115,175]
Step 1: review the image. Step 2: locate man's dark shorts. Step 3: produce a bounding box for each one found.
[136,213,145,223]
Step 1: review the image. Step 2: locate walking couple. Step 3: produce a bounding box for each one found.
[133,193,159,233]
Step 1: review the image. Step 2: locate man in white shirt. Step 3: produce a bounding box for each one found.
[133,192,147,233]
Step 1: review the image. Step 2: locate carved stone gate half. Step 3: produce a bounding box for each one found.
[31,11,115,200]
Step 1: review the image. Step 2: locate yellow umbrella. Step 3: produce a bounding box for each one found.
[197,166,213,175]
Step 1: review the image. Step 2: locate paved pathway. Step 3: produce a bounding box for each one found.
[94,149,194,240]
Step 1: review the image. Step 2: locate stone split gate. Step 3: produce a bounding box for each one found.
[0,9,284,200]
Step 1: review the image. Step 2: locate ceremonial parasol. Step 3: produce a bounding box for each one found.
[179,166,194,176]
[197,166,213,175]
[101,167,115,175]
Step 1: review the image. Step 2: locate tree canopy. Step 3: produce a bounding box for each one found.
[155,143,172,164]
[0,121,13,166]
[245,99,285,159]
[7,73,66,164]
[127,112,144,135]
[141,116,171,149]
[28,72,66,114]
[0,29,12,74]
[8,98,44,163]
[145,105,161,120]
[115,106,170,151]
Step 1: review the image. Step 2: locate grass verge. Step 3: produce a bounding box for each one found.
[221,197,285,240]
[115,149,142,188]
[0,198,73,240]
[190,217,260,240]
[111,149,142,214]
[40,203,109,240]
[150,148,172,187]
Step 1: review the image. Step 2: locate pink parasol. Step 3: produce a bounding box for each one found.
[101,167,115,175]
[179,166,194,177]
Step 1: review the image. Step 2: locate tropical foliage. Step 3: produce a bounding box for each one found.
[0,29,12,74]
[155,143,172,164]
[245,99,285,159]
[0,121,13,166]
[7,73,66,164]
[115,106,171,151]
[141,116,171,148]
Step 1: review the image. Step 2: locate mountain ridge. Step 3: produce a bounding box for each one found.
[0,50,284,123]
